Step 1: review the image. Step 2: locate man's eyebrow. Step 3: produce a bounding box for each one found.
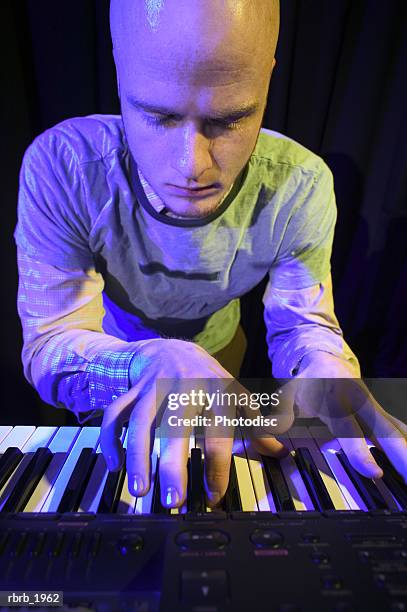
[126,96,260,121]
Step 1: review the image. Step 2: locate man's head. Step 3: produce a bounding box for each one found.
[110,0,279,218]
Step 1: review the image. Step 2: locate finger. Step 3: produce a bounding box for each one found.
[204,433,234,508]
[247,435,289,458]
[350,398,407,482]
[100,386,140,471]
[317,407,384,478]
[126,387,157,497]
[374,435,407,484]
[159,428,192,508]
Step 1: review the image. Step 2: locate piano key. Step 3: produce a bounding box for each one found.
[193,430,214,513]
[230,430,257,511]
[97,457,126,513]
[22,427,57,451]
[116,430,137,514]
[0,426,36,452]
[294,447,335,511]
[187,448,205,513]
[262,455,295,511]
[0,427,57,512]
[170,433,195,515]
[277,438,315,511]
[0,426,13,447]
[288,426,349,510]
[2,448,53,513]
[151,458,169,513]
[240,431,277,512]
[134,433,160,514]
[25,427,80,512]
[223,455,242,512]
[41,427,100,512]
[57,447,97,513]
[309,425,368,511]
[0,448,23,491]
[335,450,388,510]
[80,428,126,513]
[369,447,407,510]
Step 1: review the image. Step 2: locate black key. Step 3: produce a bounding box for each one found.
[97,457,126,513]
[336,450,387,510]
[262,455,295,512]
[295,448,335,512]
[57,448,97,513]
[0,447,23,490]
[222,457,242,512]
[151,458,170,514]
[2,448,53,513]
[370,447,407,509]
[188,448,205,513]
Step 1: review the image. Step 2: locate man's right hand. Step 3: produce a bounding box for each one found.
[100,338,287,508]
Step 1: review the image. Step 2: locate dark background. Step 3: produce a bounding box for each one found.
[2,0,406,425]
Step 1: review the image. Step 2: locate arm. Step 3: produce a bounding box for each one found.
[16,250,149,424]
[14,131,151,423]
[263,272,361,378]
[263,158,359,377]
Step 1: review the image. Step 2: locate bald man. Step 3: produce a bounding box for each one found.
[15,0,407,509]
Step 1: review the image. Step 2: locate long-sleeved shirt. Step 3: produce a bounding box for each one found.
[14,114,360,424]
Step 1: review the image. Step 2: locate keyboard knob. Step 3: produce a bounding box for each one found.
[250,529,284,549]
[176,530,229,551]
[117,534,143,555]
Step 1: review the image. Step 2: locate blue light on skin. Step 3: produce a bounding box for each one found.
[110,0,278,220]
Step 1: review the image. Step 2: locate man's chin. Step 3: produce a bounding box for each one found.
[162,195,225,219]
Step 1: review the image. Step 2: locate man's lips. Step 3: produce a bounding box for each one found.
[165,183,220,197]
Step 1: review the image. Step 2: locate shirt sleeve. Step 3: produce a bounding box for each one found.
[263,272,361,378]
[14,133,153,424]
[16,251,153,424]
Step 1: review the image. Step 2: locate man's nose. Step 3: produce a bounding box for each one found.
[173,124,213,181]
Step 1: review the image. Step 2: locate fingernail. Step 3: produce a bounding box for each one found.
[207,490,222,507]
[132,475,144,495]
[164,486,180,507]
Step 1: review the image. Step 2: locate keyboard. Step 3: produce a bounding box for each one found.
[0,423,406,611]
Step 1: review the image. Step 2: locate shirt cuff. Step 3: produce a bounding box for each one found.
[271,328,361,378]
[56,349,136,424]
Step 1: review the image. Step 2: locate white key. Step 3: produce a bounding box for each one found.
[135,430,160,514]
[26,427,80,512]
[240,429,277,512]
[0,427,56,511]
[0,426,12,447]
[170,432,195,515]
[233,430,258,511]
[278,437,314,511]
[289,425,349,510]
[310,425,368,511]
[41,427,100,512]
[116,429,137,514]
[0,426,36,453]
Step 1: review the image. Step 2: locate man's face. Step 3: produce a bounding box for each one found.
[113,1,276,218]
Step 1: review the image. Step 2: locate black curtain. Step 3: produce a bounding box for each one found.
[2,0,406,425]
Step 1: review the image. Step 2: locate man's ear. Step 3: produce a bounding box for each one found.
[112,48,121,99]
[270,57,277,76]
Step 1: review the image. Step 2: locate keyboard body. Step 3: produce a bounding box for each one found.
[0,425,406,612]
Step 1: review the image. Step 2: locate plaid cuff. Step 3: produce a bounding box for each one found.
[86,349,136,411]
